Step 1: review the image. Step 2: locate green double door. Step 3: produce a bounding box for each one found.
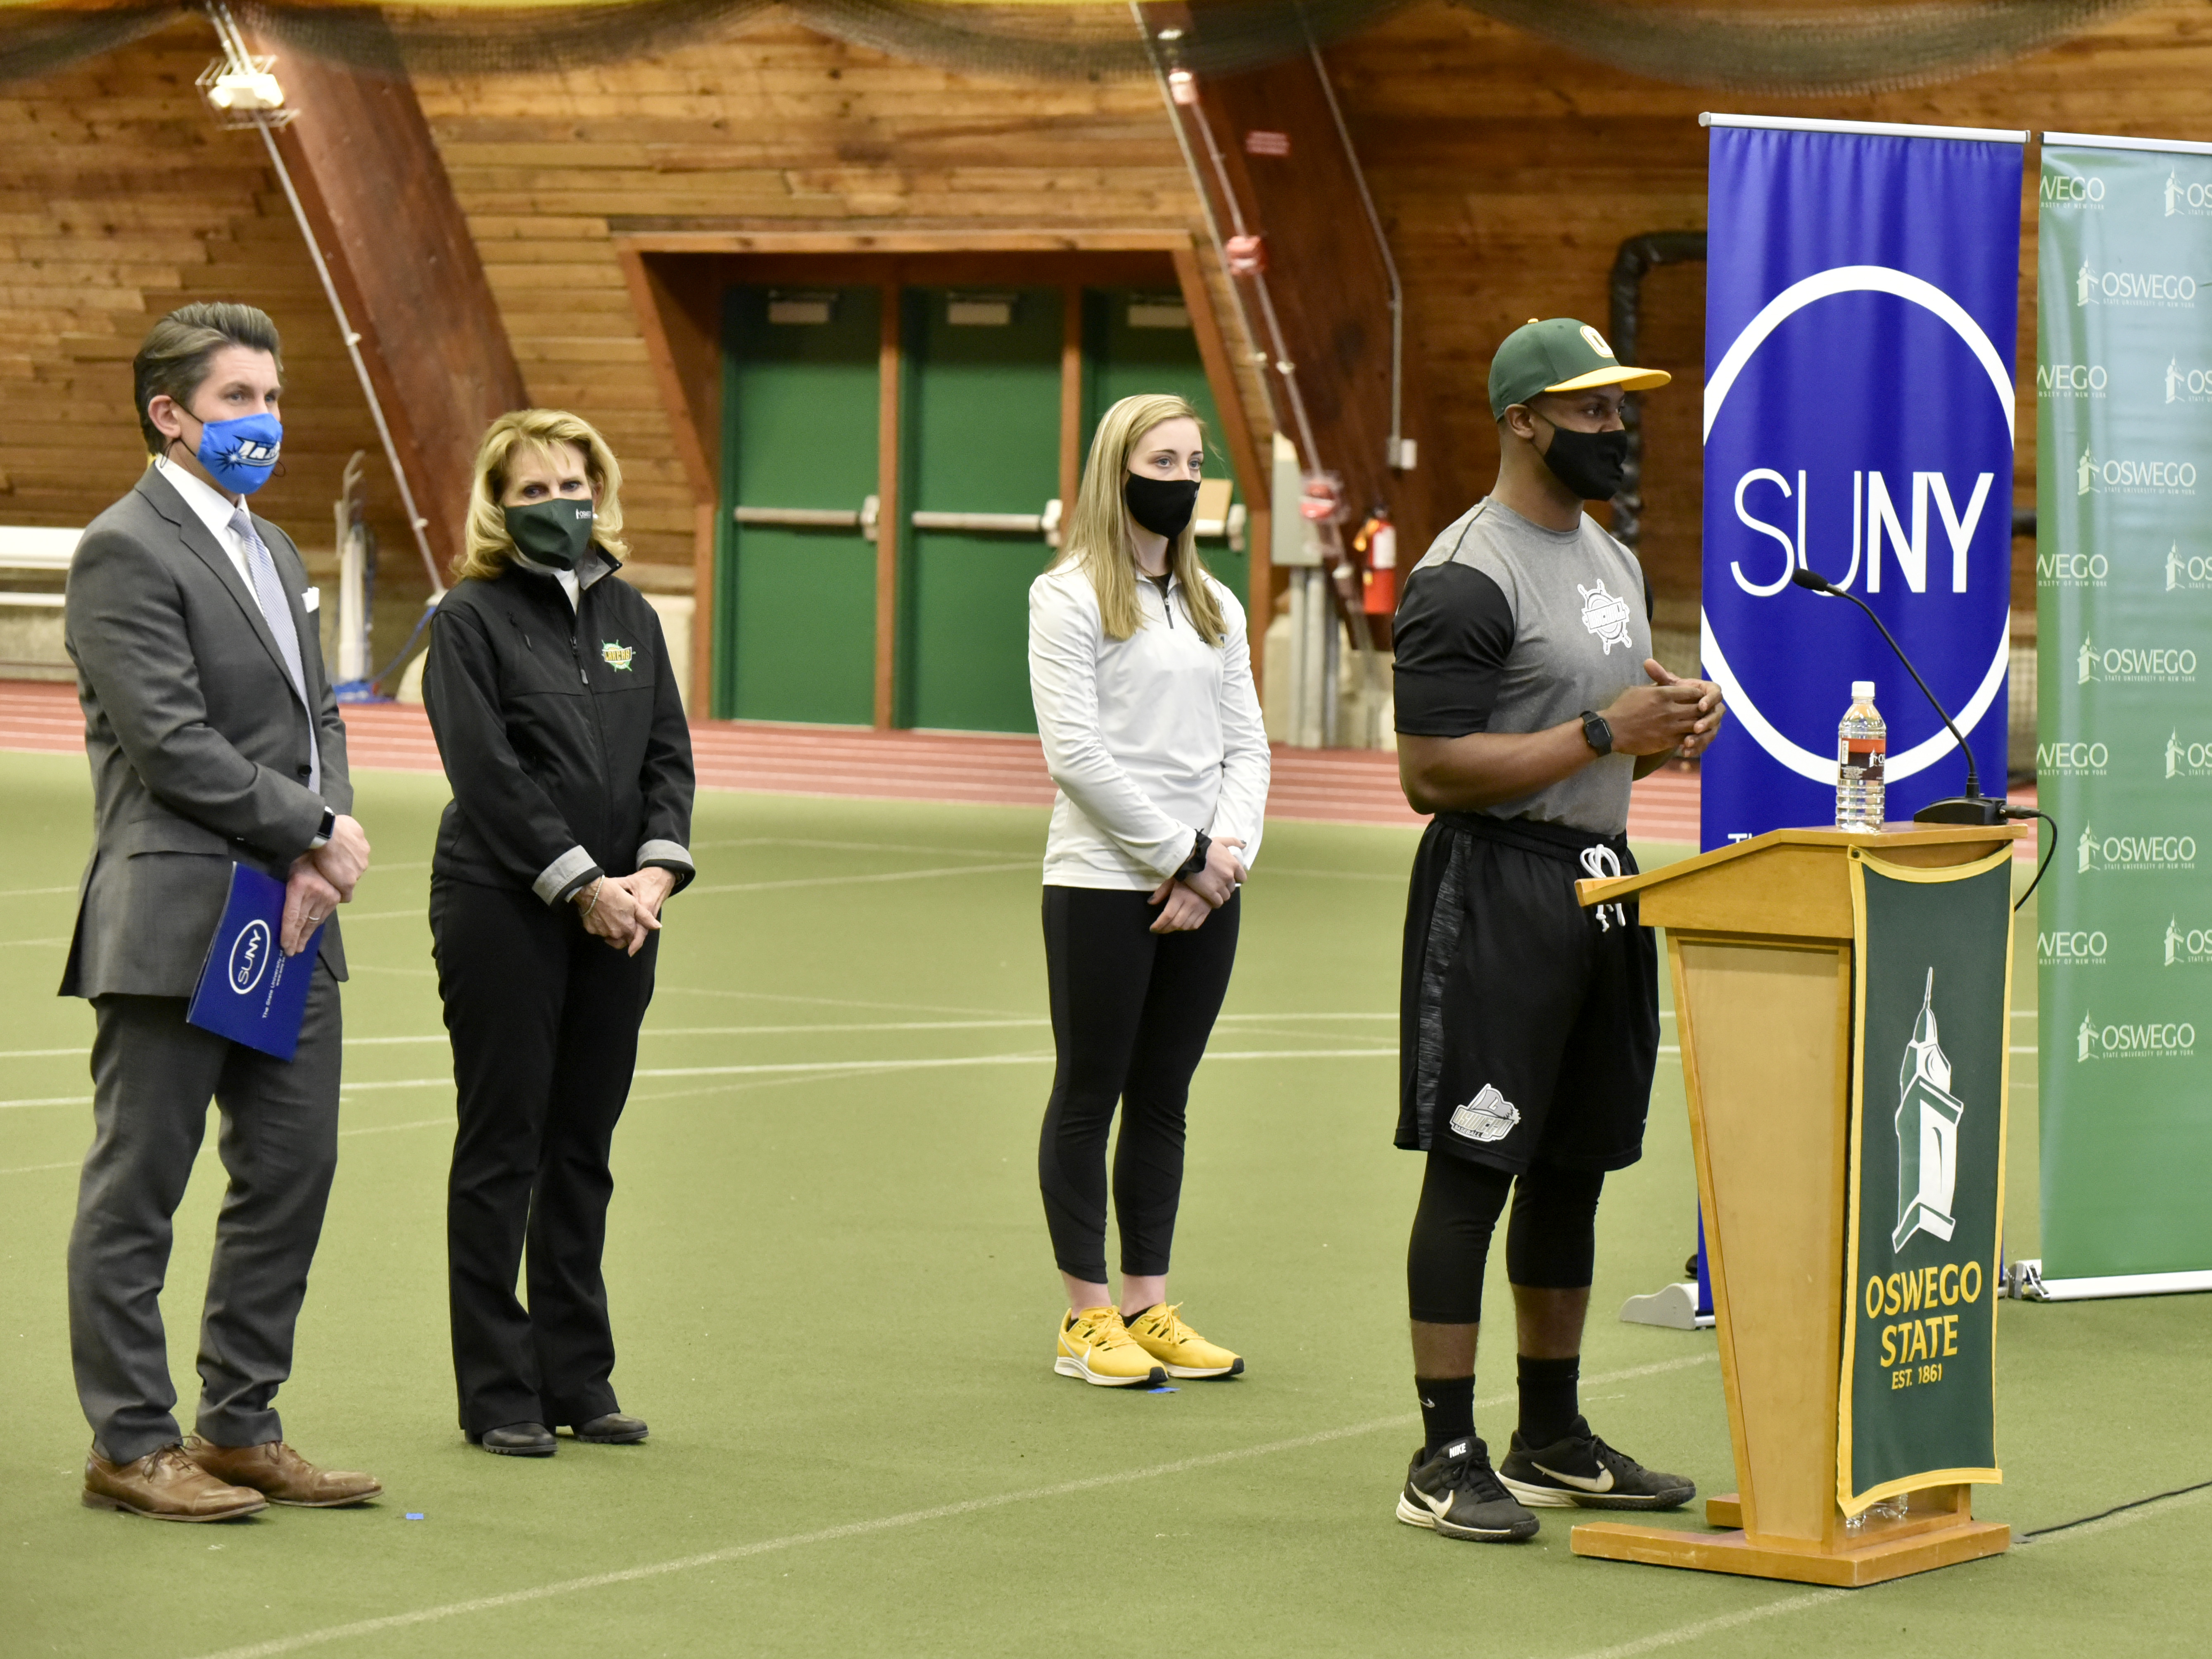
[718,283,1242,730]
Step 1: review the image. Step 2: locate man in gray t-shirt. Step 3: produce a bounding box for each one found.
[1389,318,1725,1545]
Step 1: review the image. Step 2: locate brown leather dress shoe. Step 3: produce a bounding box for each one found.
[184,1436,383,1507]
[83,1443,268,1522]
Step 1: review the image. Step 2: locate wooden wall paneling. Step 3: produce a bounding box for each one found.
[875,277,901,730]
[247,17,529,579]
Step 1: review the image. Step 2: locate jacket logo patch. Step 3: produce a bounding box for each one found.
[600,640,635,672]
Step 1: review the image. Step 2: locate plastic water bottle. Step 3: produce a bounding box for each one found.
[1836,681,1886,831]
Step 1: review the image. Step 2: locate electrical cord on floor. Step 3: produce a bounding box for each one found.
[2007,805,2056,913]
[2017,1474,2212,1542]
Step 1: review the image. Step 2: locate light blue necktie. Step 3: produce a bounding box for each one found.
[228,504,321,798]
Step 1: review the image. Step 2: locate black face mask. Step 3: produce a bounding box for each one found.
[505,497,595,571]
[1537,421,1629,501]
[1124,473,1202,540]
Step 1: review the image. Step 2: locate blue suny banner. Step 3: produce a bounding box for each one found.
[1700,120,2024,848]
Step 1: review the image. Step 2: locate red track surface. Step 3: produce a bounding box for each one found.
[0,675,1714,845]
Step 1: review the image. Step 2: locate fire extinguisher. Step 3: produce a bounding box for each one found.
[1354,509,1396,615]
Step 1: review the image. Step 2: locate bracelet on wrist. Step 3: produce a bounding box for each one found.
[1175,830,1212,883]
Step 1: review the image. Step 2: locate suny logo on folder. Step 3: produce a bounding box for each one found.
[187,864,324,1062]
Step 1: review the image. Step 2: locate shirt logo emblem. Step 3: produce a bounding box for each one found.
[1449,1084,1521,1143]
[1578,580,1633,654]
[600,640,635,672]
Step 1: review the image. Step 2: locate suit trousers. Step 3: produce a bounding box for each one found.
[432,879,657,1434]
[68,964,342,1464]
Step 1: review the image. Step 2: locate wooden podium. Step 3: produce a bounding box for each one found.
[1567,825,2028,1587]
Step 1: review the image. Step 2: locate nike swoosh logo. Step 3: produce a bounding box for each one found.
[1418,1488,1454,1517]
[1532,1461,1615,1493]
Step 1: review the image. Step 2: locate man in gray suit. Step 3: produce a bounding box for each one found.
[63,302,382,1520]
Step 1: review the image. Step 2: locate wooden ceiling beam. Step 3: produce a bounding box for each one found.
[246,16,528,581]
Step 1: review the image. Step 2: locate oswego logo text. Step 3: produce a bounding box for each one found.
[2038,361,2106,399]
[2164,919,2212,968]
[2039,928,2107,965]
[2164,168,2212,217]
[2077,448,2198,495]
[2037,739,2107,777]
[2038,547,2106,588]
[2076,636,2199,684]
[2041,172,2106,207]
[2074,264,2199,307]
[2077,1012,2198,1061]
[2167,732,2212,779]
[2164,544,2212,591]
[2164,360,2212,403]
[2077,823,2198,873]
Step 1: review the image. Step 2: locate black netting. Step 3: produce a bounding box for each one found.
[0,5,183,85]
[1451,0,2148,96]
[0,0,2157,91]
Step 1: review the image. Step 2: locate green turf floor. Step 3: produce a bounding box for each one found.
[1,751,2207,1657]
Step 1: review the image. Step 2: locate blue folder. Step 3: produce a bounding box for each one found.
[186,863,325,1061]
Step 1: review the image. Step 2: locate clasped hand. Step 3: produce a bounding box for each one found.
[575,867,675,955]
[1601,659,1727,760]
[280,813,371,956]
[1147,836,1247,934]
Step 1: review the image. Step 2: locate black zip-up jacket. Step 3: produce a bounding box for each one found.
[423,550,695,905]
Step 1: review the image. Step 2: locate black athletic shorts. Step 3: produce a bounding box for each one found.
[1396,812,1659,1174]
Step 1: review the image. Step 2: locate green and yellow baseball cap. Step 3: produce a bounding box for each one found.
[1487,317,1670,418]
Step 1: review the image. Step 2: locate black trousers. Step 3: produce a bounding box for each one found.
[432,879,657,1433]
[1038,884,1240,1283]
[69,966,342,1463]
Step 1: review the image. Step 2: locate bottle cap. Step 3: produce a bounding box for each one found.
[1851,680,1875,700]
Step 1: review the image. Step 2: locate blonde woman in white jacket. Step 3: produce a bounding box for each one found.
[1028,392,1271,1388]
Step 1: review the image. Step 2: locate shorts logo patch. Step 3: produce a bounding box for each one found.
[1578,580,1633,654]
[1449,1083,1521,1143]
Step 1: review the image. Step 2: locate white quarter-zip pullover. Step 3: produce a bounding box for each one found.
[1029,561,1270,889]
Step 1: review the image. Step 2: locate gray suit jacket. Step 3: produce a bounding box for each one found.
[60,468,352,999]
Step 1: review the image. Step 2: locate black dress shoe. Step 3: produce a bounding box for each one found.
[568,1412,648,1444]
[467,1422,556,1457]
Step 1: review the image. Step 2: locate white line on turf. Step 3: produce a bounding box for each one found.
[0,883,77,897]
[686,860,1033,895]
[0,1115,454,1175]
[181,1355,1718,1659]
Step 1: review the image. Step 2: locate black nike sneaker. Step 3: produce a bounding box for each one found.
[1395,1435,1540,1541]
[1498,1416,1696,1511]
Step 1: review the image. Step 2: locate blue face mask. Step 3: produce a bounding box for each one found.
[192,411,283,496]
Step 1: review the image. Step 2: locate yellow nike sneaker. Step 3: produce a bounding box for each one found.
[1055,1307,1167,1387]
[1123,1302,1245,1379]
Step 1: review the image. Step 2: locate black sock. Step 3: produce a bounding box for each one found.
[1121,1304,1156,1324]
[1415,1376,1475,1459]
[1516,1355,1580,1448]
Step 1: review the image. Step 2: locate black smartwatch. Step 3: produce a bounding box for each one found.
[1175,829,1213,882]
[1579,710,1614,757]
[311,806,336,849]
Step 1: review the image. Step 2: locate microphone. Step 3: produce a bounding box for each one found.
[1789,566,2006,825]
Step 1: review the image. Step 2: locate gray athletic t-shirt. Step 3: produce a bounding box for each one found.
[1392,497,1652,836]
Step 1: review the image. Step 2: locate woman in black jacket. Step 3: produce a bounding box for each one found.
[423,408,695,1457]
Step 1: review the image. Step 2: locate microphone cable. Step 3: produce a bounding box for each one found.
[2008,805,2056,914]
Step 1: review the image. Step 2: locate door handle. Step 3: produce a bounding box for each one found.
[910,499,1062,539]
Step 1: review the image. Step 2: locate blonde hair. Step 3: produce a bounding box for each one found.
[1057,393,1227,646]
[456,407,630,583]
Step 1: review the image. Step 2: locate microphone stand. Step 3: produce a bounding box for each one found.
[1789,567,2008,826]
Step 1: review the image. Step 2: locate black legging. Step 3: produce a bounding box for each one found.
[1038,885,1241,1283]
[1406,1151,1606,1325]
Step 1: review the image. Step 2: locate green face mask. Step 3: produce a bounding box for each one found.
[504,497,595,571]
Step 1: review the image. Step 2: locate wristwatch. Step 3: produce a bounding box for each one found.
[1175,829,1213,882]
[1579,710,1614,757]
[309,806,336,850]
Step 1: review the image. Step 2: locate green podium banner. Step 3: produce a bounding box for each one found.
[2037,138,2212,1288]
[1839,846,2013,1515]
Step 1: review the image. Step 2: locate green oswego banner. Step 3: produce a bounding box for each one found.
[2038,137,2212,1291]
[1839,847,2012,1515]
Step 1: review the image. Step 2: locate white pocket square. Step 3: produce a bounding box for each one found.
[302,587,321,613]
